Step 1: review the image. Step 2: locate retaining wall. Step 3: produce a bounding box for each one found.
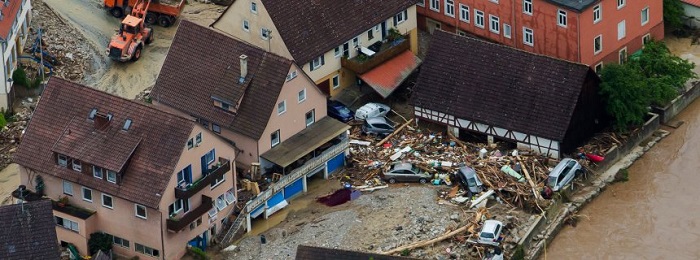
[652,81,700,124]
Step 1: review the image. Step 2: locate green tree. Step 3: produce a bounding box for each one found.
[664,0,686,31]
[634,40,696,105]
[599,64,650,131]
[87,232,113,255]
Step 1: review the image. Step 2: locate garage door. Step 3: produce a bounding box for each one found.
[265,191,287,217]
[250,205,265,219]
[327,153,345,174]
[284,178,303,199]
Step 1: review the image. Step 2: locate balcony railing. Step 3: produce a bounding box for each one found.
[52,200,96,220]
[167,195,213,232]
[175,158,231,199]
[341,35,411,75]
[245,139,349,213]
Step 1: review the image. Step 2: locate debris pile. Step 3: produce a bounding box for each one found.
[0,98,37,170]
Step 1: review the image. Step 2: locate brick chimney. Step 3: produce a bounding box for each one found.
[94,112,111,130]
[239,54,248,83]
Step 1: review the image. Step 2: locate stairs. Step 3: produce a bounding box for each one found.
[219,211,246,245]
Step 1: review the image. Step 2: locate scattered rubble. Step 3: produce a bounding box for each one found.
[0,98,37,170]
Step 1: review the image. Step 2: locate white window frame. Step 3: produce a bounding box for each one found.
[503,24,511,38]
[430,0,440,12]
[617,0,625,9]
[395,10,407,25]
[271,130,280,147]
[445,0,455,17]
[475,10,485,28]
[211,172,226,189]
[56,216,79,232]
[72,160,82,172]
[619,47,628,64]
[298,89,306,103]
[260,28,270,40]
[593,5,601,23]
[523,27,534,46]
[135,243,159,257]
[113,236,130,248]
[618,20,626,40]
[310,55,324,70]
[594,62,603,74]
[594,35,603,54]
[489,15,500,34]
[63,180,73,195]
[102,193,113,209]
[135,204,147,219]
[352,37,359,47]
[215,194,227,211]
[225,189,236,205]
[250,1,258,13]
[57,154,67,167]
[242,20,250,32]
[82,187,92,202]
[334,46,341,58]
[332,74,340,89]
[305,109,315,127]
[642,33,651,45]
[641,7,649,26]
[523,0,532,15]
[196,133,202,144]
[286,70,297,81]
[277,100,286,115]
[459,4,469,23]
[557,10,567,27]
[93,166,103,179]
[107,170,117,183]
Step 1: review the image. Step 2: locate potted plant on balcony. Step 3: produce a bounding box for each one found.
[387,28,404,45]
[57,196,69,207]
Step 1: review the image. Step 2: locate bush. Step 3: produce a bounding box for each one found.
[12,67,29,88]
[87,232,113,255]
[614,168,629,182]
[189,246,208,260]
[511,244,525,260]
[0,113,7,129]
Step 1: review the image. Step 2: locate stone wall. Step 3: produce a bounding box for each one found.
[652,81,700,124]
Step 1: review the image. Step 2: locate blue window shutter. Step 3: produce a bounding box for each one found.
[321,55,325,65]
[393,15,397,26]
[185,165,192,183]
[309,62,314,71]
[201,156,207,175]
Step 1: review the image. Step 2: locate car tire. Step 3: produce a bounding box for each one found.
[419,178,428,184]
[388,178,396,184]
[110,7,124,18]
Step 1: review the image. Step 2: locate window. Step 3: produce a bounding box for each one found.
[57,154,67,167]
[523,27,533,46]
[594,35,602,54]
[503,24,511,38]
[168,199,188,216]
[93,166,103,179]
[72,160,82,172]
[332,75,340,89]
[445,0,455,17]
[225,189,236,204]
[489,15,500,34]
[204,149,215,165]
[102,193,113,209]
[418,0,424,7]
[113,236,130,248]
[593,5,601,23]
[617,0,625,9]
[195,133,202,144]
[305,110,315,127]
[55,216,79,232]
[135,204,147,219]
[242,20,249,31]
[642,34,651,45]
[367,29,374,40]
[523,0,532,15]
[199,118,209,128]
[430,0,439,11]
[641,7,649,25]
[123,119,132,131]
[618,20,626,40]
[352,37,359,47]
[459,4,469,22]
[271,130,280,147]
[82,187,92,202]
[310,55,324,71]
[475,10,484,28]
[594,63,603,74]
[260,28,270,40]
[177,165,192,186]
[250,1,257,13]
[135,243,159,257]
[394,10,408,25]
[107,171,117,183]
[558,10,567,27]
[619,47,628,64]
[63,181,73,195]
[211,171,225,188]
[298,89,306,103]
[212,124,221,134]
[334,46,341,58]
[286,70,298,81]
[216,194,226,211]
[277,100,286,114]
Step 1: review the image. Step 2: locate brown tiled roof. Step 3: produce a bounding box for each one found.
[152,20,292,139]
[0,200,60,259]
[411,30,591,141]
[14,78,195,208]
[260,0,416,65]
[295,245,417,260]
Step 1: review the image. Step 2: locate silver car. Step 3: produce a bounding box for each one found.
[547,158,583,191]
[361,117,395,136]
[382,163,431,184]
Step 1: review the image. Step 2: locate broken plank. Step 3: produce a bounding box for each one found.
[375,118,414,147]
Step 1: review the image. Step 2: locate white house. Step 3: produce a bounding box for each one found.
[0,0,32,110]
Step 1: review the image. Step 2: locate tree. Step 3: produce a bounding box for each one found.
[88,232,113,256]
[664,0,686,31]
[634,40,696,105]
[599,64,650,131]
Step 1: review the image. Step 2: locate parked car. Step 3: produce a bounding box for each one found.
[455,166,483,195]
[547,158,584,191]
[361,117,395,136]
[327,100,354,122]
[382,163,431,184]
[354,102,390,120]
[478,220,504,246]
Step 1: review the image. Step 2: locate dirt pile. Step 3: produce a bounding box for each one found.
[0,98,37,170]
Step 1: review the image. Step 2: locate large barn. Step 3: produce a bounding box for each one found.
[412,30,606,158]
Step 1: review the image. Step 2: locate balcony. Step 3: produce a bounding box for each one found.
[175,158,231,199]
[341,34,411,75]
[167,195,213,232]
[52,200,96,220]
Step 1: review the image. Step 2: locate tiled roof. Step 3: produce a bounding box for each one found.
[152,20,292,140]
[0,200,60,259]
[295,245,417,260]
[682,0,700,7]
[260,0,416,65]
[411,30,591,141]
[14,78,195,208]
[0,0,23,41]
[545,0,597,12]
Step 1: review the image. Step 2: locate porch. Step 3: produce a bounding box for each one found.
[175,158,231,199]
[167,195,213,232]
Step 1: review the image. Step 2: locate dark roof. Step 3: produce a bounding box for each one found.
[260,0,416,65]
[152,20,292,140]
[411,30,591,141]
[295,245,418,260]
[14,78,195,208]
[545,0,598,12]
[0,200,60,259]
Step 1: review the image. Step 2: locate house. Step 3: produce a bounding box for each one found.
[211,0,421,98]
[682,0,700,28]
[295,245,417,260]
[412,31,606,158]
[151,21,350,233]
[13,77,238,260]
[0,200,60,259]
[0,0,32,110]
[416,0,663,72]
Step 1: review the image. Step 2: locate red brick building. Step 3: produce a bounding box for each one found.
[417,0,663,72]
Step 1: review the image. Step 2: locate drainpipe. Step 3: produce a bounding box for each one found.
[511,0,517,46]
[160,210,165,260]
[577,12,581,63]
[0,38,7,105]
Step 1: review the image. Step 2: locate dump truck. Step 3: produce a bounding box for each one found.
[104,0,185,27]
[106,0,154,62]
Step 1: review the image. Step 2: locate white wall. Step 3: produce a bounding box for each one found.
[0,0,32,110]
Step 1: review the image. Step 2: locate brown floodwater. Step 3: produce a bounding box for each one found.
[544,98,700,259]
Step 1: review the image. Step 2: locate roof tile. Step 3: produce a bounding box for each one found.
[0,200,60,259]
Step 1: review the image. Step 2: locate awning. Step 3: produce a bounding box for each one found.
[260,117,350,167]
[359,50,422,98]
[265,200,288,217]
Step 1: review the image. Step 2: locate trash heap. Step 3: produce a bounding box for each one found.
[0,98,37,170]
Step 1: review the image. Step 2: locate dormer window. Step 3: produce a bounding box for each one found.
[88,108,98,119]
[107,170,117,183]
[57,154,68,167]
[221,103,230,111]
[72,160,82,172]
[93,166,104,179]
[107,113,113,121]
[123,119,132,130]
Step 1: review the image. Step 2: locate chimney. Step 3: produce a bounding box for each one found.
[94,112,111,130]
[239,54,248,83]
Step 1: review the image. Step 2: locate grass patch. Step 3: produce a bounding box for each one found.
[614,168,629,182]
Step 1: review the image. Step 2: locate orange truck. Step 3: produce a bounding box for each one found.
[103,0,185,27]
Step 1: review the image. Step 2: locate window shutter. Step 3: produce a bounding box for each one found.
[309,62,314,71]
[393,15,397,26]
[403,10,408,20]
[321,55,325,65]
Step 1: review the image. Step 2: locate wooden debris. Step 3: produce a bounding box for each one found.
[383,222,475,255]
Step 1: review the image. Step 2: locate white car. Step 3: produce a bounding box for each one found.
[478,220,504,246]
[354,103,390,120]
[547,158,583,191]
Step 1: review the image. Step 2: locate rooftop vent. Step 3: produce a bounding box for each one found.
[239,54,248,84]
[88,108,98,119]
[123,119,132,131]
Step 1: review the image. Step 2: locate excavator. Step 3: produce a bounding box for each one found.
[106,0,154,62]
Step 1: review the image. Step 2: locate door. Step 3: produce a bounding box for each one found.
[381,21,388,40]
[343,42,349,57]
[326,153,345,174]
[284,178,304,199]
[317,80,330,95]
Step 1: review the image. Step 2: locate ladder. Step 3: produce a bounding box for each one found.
[219,210,246,245]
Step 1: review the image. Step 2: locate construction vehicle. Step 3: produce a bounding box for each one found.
[106,0,154,62]
[103,0,185,28]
